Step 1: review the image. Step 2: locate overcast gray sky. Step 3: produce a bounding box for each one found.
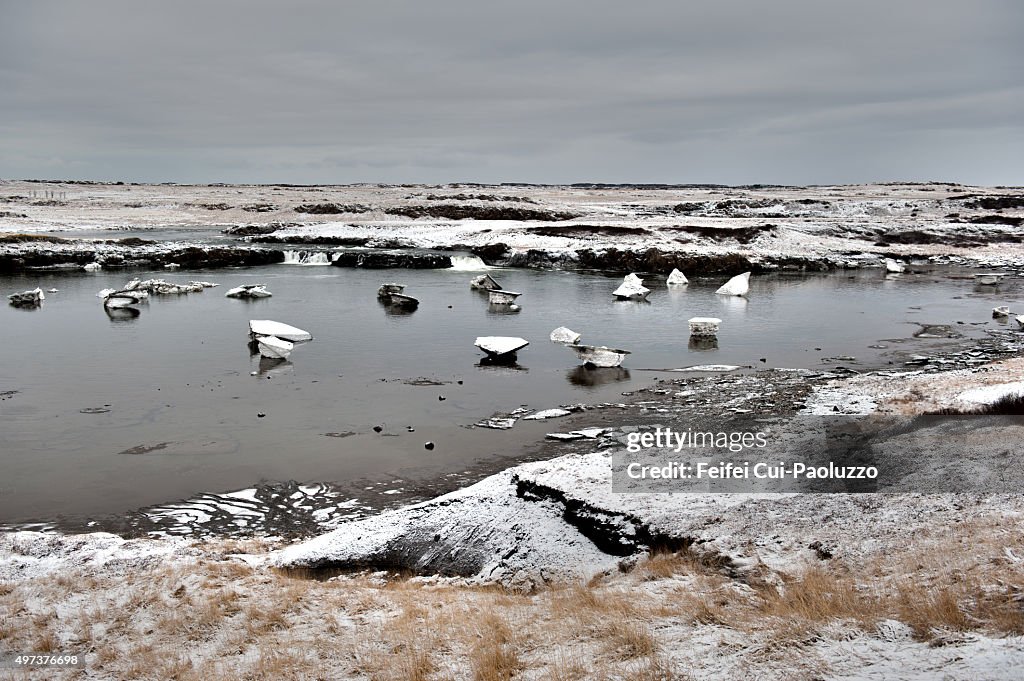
[1,0,1021,185]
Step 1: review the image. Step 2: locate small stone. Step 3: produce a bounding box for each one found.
[257,412,266,418]
[438,395,446,401]
[373,425,383,433]
[424,441,435,450]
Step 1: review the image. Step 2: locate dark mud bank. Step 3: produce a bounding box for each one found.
[0,245,284,273]
[490,246,838,274]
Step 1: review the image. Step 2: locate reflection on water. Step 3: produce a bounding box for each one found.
[487,303,521,314]
[256,356,292,376]
[104,306,140,322]
[688,336,719,351]
[566,365,631,387]
[717,296,748,312]
[477,352,523,366]
[476,359,528,372]
[380,299,417,316]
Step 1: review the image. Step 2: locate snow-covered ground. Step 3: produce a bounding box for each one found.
[3,180,1024,270]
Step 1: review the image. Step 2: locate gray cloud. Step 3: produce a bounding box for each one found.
[1,0,1021,184]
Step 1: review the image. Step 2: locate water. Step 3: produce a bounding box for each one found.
[1,263,1020,524]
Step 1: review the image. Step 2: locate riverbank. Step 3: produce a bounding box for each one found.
[3,180,1023,274]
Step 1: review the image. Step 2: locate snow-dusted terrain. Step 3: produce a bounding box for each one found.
[3,180,1024,678]
[3,180,1024,272]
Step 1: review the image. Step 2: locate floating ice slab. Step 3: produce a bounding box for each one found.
[377,283,406,298]
[549,326,582,344]
[993,306,1010,318]
[488,289,522,305]
[103,291,144,308]
[249,320,312,342]
[974,272,1008,285]
[688,317,722,336]
[257,335,294,360]
[7,287,44,306]
[83,262,102,271]
[470,274,501,290]
[570,344,631,368]
[226,284,272,298]
[715,272,750,296]
[475,336,529,357]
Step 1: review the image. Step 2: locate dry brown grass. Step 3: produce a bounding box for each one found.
[601,619,659,660]
[2,520,1022,679]
[758,566,875,625]
[469,612,523,681]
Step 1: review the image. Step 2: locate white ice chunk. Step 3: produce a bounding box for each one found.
[249,320,312,342]
[715,272,750,296]
[549,326,582,344]
[475,336,529,356]
[667,268,688,285]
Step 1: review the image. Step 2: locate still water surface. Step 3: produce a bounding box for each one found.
[1,262,1019,523]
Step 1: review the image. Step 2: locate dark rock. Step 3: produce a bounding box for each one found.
[251,234,370,246]
[223,224,285,236]
[527,225,649,238]
[384,204,578,221]
[294,203,372,214]
[954,215,1023,228]
[961,196,1024,210]
[470,242,510,261]
[330,251,452,269]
